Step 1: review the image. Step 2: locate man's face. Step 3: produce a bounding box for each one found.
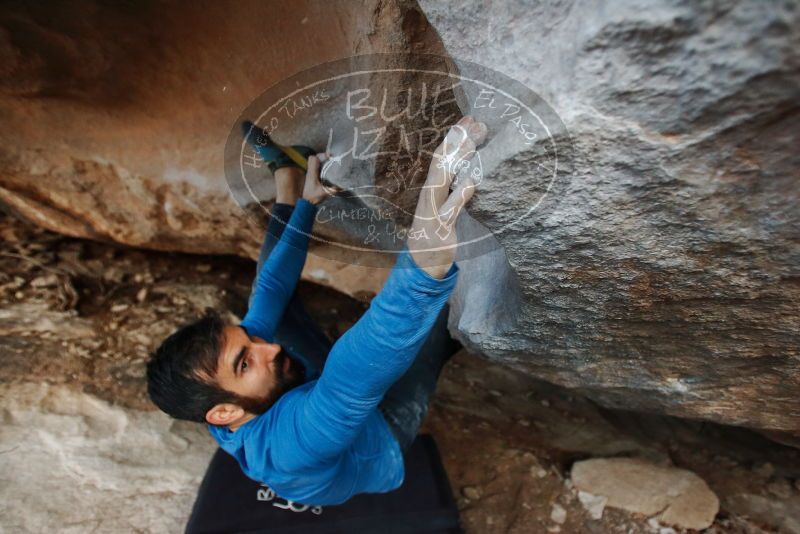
[213,325,306,416]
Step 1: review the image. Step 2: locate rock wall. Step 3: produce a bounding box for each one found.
[1,1,798,434]
[0,382,217,533]
[0,0,444,295]
[420,0,800,433]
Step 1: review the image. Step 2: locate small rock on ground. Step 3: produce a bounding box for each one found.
[571,457,719,530]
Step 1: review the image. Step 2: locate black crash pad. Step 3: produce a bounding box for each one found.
[185,434,462,534]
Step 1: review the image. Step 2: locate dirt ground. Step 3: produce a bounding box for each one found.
[1,207,798,533]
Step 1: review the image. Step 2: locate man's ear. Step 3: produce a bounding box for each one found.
[205,403,245,426]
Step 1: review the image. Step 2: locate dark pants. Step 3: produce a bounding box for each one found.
[251,203,460,454]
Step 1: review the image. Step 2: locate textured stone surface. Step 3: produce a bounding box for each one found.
[571,458,720,530]
[1,0,799,434]
[420,0,800,433]
[0,0,446,293]
[2,212,798,533]
[726,493,800,534]
[0,382,217,533]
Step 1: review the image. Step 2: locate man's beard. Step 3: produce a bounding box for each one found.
[233,349,306,416]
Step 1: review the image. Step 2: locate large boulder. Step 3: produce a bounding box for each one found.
[420,0,800,433]
[0,0,447,295]
[1,0,798,435]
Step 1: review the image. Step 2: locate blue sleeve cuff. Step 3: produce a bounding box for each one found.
[395,246,459,292]
[282,199,318,248]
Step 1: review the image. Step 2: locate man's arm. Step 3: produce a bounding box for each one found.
[407,116,486,278]
[241,154,337,340]
[240,199,317,341]
[272,117,486,467]
[284,248,458,461]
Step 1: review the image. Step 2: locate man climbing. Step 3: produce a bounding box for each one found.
[146,115,487,506]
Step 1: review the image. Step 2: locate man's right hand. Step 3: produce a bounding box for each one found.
[407,116,487,278]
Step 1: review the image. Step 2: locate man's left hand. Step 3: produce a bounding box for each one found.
[302,153,342,205]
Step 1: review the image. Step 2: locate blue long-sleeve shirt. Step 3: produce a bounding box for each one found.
[208,199,459,506]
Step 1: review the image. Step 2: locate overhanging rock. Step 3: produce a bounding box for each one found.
[1,1,798,435]
[421,0,800,434]
[0,0,446,293]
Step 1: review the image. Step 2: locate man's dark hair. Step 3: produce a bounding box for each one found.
[146,310,239,423]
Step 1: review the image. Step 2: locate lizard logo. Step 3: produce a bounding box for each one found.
[225,54,573,267]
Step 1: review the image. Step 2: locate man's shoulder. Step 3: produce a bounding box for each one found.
[228,382,318,440]
[206,385,307,443]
